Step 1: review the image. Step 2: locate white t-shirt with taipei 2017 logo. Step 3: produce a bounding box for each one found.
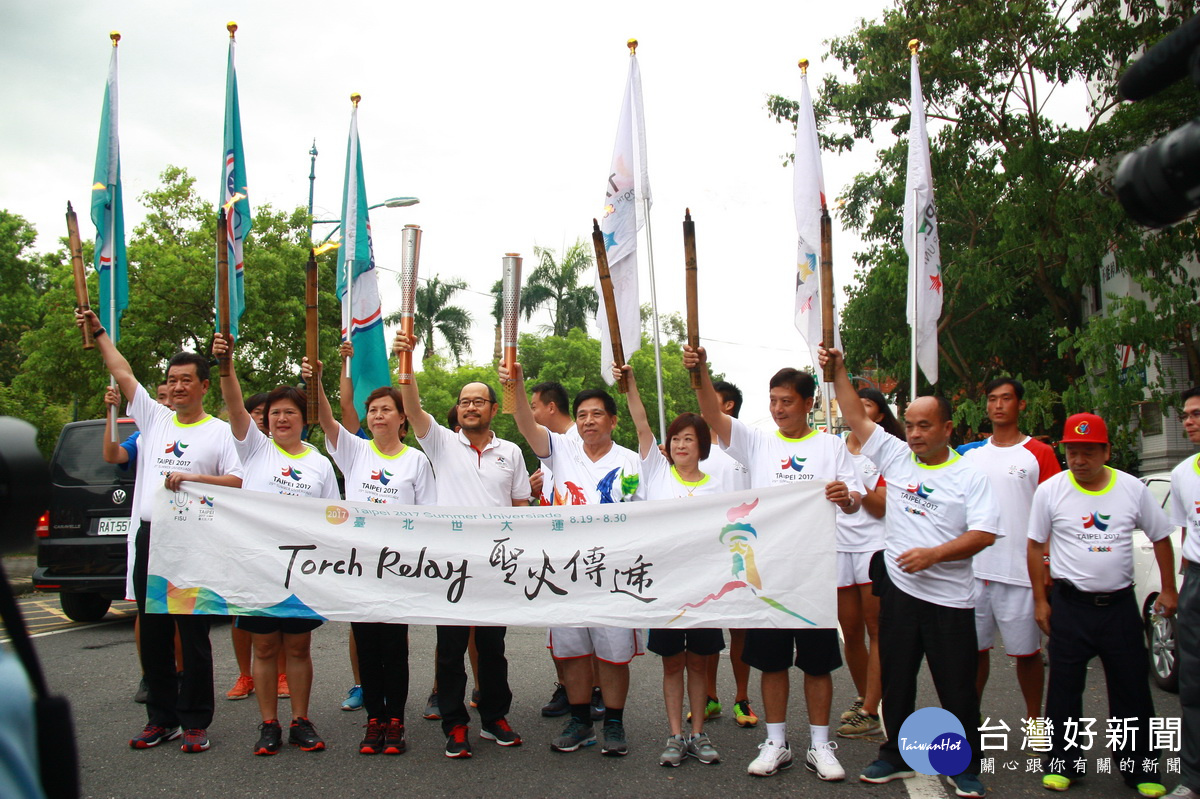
[836,452,886,553]
[1029,467,1173,592]
[1168,453,1200,564]
[543,430,642,504]
[328,423,437,506]
[722,417,862,496]
[234,424,339,500]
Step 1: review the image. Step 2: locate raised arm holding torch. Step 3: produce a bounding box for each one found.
[215,207,231,377]
[395,224,422,385]
[67,202,94,350]
[500,252,523,413]
[592,217,627,393]
[684,209,701,390]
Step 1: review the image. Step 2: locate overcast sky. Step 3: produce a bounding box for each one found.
[3,0,896,429]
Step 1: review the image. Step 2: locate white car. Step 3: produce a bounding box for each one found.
[1133,472,1184,693]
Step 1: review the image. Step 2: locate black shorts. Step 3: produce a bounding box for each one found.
[235,615,323,635]
[647,628,726,657]
[741,627,842,675]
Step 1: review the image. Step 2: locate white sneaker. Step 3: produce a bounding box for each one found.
[805,740,846,781]
[747,739,793,776]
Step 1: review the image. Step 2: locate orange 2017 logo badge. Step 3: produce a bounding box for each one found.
[326,506,350,524]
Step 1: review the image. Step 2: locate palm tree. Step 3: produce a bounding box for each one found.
[521,240,598,337]
[384,275,473,364]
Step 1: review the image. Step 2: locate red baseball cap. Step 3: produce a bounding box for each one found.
[1061,412,1109,445]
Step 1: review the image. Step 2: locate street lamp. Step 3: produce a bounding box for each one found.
[312,196,420,244]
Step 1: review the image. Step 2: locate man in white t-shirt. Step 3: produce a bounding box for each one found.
[685,346,862,783]
[395,332,530,759]
[1168,387,1200,799]
[1027,412,1177,797]
[78,310,243,755]
[958,377,1060,721]
[822,344,999,799]
[502,361,642,758]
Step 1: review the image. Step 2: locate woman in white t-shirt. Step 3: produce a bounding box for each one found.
[302,356,436,758]
[213,335,339,756]
[619,364,724,767]
[835,387,901,739]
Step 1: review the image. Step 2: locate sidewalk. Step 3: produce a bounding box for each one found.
[3,556,36,596]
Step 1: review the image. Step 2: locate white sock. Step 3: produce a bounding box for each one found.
[810,725,829,747]
[766,722,787,745]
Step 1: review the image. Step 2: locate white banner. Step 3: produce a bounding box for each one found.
[146,482,836,629]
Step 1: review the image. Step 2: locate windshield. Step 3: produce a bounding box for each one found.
[52,422,139,487]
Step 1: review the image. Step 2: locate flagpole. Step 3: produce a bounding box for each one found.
[108,31,121,442]
[344,93,360,380]
[908,39,921,403]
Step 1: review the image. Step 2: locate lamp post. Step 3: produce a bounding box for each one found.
[312,196,420,244]
[306,139,318,243]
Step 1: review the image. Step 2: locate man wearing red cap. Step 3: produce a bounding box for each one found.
[1027,412,1178,798]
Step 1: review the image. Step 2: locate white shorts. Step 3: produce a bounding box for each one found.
[974,578,1041,657]
[547,627,644,664]
[837,551,875,588]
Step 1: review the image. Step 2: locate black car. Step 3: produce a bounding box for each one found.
[34,417,138,621]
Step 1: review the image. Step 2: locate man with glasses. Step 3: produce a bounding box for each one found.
[394,333,532,759]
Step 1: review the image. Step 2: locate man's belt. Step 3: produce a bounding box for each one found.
[1053,579,1133,607]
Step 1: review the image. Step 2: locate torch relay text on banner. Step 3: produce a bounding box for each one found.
[147,483,836,629]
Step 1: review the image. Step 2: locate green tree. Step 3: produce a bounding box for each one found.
[386,275,473,365]
[0,211,49,384]
[521,240,598,337]
[767,0,1200,457]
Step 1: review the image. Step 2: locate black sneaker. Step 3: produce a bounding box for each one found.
[445,724,472,758]
[288,717,325,751]
[254,720,282,755]
[129,724,181,749]
[481,718,522,746]
[601,721,629,756]
[359,718,386,755]
[383,718,406,755]
[542,683,569,717]
[590,686,606,721]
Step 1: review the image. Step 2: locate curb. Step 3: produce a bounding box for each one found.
[3,556,37,597]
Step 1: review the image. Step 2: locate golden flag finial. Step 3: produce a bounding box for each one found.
[110,31,121,47]
[627,38,638,56]
[351,93,361,108]
[798,58,810,75]
[228,22,238,39]
[908,38,921,55]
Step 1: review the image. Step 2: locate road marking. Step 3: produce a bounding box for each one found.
[906,773,946,799]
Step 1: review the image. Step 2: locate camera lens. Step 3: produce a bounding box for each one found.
[1116,116,1200,228]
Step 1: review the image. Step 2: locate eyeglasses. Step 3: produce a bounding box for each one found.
[1184,410,1200,421]
[457,398,493,409]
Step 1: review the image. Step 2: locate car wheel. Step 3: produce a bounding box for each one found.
[1143,593,1179,693]
[59,592,112,623]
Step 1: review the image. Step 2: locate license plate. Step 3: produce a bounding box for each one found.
[97,517,131,536]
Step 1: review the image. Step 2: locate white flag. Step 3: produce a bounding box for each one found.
[792,68,840,381]
[904,50,942,385]
[597,53,650,385]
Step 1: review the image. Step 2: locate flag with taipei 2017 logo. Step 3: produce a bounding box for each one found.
[218,30,252,340]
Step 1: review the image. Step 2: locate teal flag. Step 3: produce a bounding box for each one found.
[90,42,128,342]
[218,32,252,339]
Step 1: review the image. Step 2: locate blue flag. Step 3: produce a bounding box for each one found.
[218,30,252,339]
[90,41,128,342]
[336,102,391,416]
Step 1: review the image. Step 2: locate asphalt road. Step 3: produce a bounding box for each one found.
[2,594,1185,799]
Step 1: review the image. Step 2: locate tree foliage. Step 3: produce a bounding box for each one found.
[521,240,599,337]
[386,275,473,365]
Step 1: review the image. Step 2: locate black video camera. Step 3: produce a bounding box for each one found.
[1116,15,1200,228]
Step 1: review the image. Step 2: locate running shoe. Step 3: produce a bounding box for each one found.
[1168,787,1199,798]
[129,724,182,749]
[601,721,629,757]
[254,720,282,755]
[1043,774,1071,791]
[277,674,290,700]
[359,718,386,755]
[805,741,845,781]
[733,699,759,728]
[480,718,522,746]
[949,773,987,797]
[551,718,596,752]
[840,695,865,721]
[687,732,720,764]
[133,677,148,704]
[1137,785,1168,799]
[423,692,441,720]
[383,718,406,755]
[541,683,569,717]
[180,728,210,753]
[470,688,480,708]
[288,717,325,751]
[747,739,793,776]
[341,684,363,711]
[590,686,605,721]
[859,759,915,783]
[837,710,883,738]
[660,735,686,767]
[445,724,472,758]
[687,696,722,722]
[226,674,254,700]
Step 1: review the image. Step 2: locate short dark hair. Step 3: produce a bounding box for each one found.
[573,388,617,417]
[364,386,409,439]
[858,387,904,440]
[665,413,712,463]
[244,392,269,414]
[168,351,210,382]
[446,404,459,430]
[925,395,953,424]
[1182,386,1200,404]
[263,386,309,426]
[768,368,816,400]
[713,380,743,418]
[459,382,498,404]
[531,381,570,416]
[984,377,1025,400]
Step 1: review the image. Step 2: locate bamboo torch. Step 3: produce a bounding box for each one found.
[501,252,523,413]
[820,206,836,383]
[683,208,700,389]
[305,247,320,423]
[66,202,94,350]
[216,208,231,377]
[592,218,627,393]
[396,224,422,385]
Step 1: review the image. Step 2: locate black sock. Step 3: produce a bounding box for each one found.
[570,703,590,723]
[604,707,624,726]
